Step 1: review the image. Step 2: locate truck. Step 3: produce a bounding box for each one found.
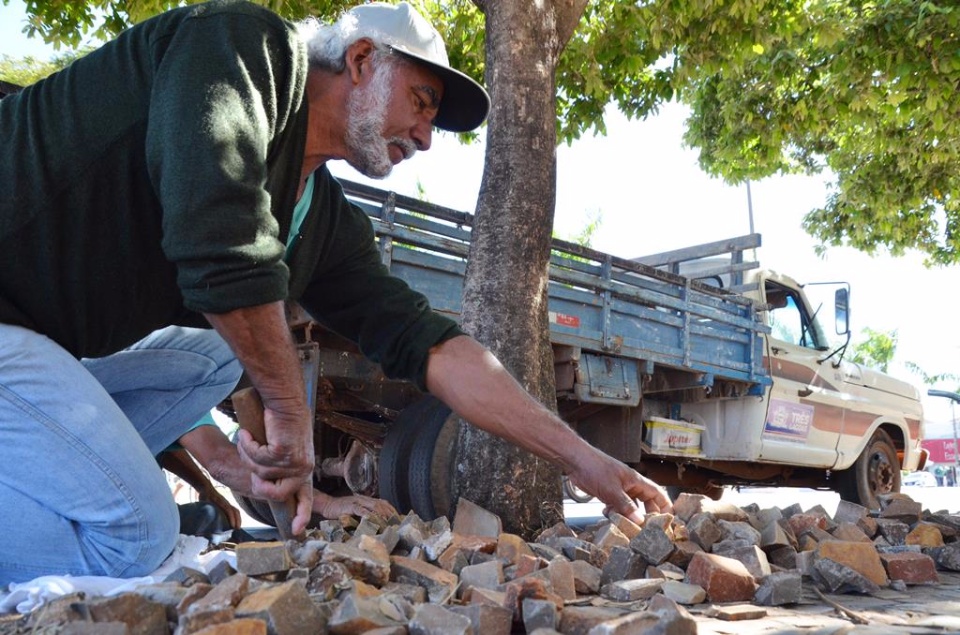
[227,178,925,527]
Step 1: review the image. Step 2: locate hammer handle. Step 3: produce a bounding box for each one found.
[232,387,299,540]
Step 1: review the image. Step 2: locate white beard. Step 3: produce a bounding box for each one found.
[345,59,418,179]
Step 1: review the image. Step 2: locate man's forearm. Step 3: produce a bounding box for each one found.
[423,334,672,518]
[423,335,586,472]
[204,302,305,412]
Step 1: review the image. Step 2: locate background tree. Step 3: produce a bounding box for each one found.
[9,0,959,533]
[851,328,958,391]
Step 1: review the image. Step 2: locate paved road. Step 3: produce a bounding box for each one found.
[566,486,960,635]
[564,485,960,522]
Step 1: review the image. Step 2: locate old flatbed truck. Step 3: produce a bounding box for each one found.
[229,179,925,527]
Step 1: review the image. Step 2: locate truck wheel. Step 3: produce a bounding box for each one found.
[407,399,458,520]
[563,476,595,503]
[837,428,901,510]
[232,493,275,528]
[379,396,456,519]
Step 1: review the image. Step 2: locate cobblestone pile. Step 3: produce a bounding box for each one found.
[2,491,958,634]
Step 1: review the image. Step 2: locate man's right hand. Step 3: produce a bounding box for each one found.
[205,302,317,534]
[235,403,314,499]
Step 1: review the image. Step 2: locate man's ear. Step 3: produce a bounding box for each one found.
[345,38,377,84]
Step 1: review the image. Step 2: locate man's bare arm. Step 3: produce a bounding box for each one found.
[203,301,314,533]
[425,335,671,522]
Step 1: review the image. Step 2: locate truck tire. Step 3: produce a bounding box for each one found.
[406,399,458,520]
[563,476,595,503]
[379,396,456,519]
[837,428,901,510]
[233,493,275,527]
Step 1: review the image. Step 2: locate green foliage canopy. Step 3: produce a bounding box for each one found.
[7,0,960,263]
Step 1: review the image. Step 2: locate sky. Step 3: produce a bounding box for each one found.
[2,0,958,436]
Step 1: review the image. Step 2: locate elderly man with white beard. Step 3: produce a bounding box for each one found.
[0,0,670,584]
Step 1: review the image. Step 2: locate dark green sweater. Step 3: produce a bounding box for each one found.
[0,0,461,388]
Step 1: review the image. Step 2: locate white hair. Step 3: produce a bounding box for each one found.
[297,12,396,72]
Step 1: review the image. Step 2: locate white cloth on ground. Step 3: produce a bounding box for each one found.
[0,534,236,614]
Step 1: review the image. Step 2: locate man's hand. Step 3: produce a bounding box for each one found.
[312,492,398,520]
[566,445,672,524]
[236,404,316,535]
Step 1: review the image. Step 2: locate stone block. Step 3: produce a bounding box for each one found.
[684,552,757,603]
[458,559,504,597]
[754,570,802,606]
[87,593,168,635]
[906,523,945,548]
[629,526,674,565]
[390,556,459,603]
[760,520,794,552]
[600,546,646,587]
[500,576,563,622]
[306,561,352,600]
[705,604,768,621]
[189,573,249,613]
[660,580,706,605]
[496,532,536,565]
[830,522,873,543]
[768,546,798,570]
[785,514,827,538]
[928,543,960,571]
[522,598,559,633]
[686,513,722,552]
[449,603,513,635]
[58,624,130,635]
[600,578,664,602]
[880,551,940,585]
[833,499,869,524]
[452,498,502,537]
[327,593,404,634]
[671,493,707,523]
[593,523,630,553]
[558,606,629,635]
[712,544,770,580]
[606,513,642,540]
[235,542,293,577]
[235,581,325,635]
[323,540,391,586]
[177,606,235,634]
[164,566,210,587]
[546,557,577,601]
[408,603,471,635]
[192,619,268,635]
[569,559,602,595]
[815,540,888,586]
[879,496,922,523]
[666,540,702,569]
[812,558,881,594]
[876,518,910,546]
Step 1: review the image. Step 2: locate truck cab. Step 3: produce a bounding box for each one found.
[667,266,924,508]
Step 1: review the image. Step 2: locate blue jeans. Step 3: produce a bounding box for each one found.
[0,325,241,585]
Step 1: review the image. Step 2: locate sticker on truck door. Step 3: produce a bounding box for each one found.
[763,398,814,442]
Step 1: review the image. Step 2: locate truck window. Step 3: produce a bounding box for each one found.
[766,283,820,349]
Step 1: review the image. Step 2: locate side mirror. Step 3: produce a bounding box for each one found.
[834,288,849,335]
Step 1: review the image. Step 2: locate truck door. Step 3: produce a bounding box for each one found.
[758,279,843,467]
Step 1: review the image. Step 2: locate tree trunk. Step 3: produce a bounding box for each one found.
[453,0,586,538]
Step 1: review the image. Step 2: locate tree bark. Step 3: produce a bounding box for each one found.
[453,0,587,537]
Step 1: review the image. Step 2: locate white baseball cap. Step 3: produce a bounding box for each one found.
[341,2,490,132]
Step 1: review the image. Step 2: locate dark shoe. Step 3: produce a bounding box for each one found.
[177,502,232,539]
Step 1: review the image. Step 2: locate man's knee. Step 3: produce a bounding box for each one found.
[95,494,180,578]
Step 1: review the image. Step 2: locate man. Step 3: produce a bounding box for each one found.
[0,1,669,584]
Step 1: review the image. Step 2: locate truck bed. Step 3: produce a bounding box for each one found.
[341,180,771,393]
